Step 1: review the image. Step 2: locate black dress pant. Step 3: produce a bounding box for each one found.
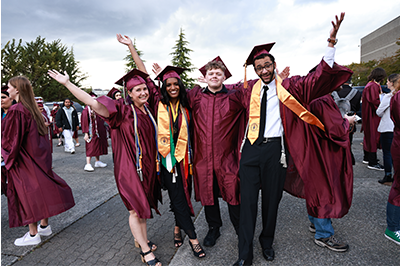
[238,139,287,262]
[162,164,196,239]
[204,173,240,234]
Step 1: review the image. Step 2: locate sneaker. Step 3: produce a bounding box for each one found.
[362,160,369,164]
[84,164,94,172]
[314,235,349,252]
[37,224,52,236]
[367,164,384,171]
[309,223,316,233]
[384,228,400,245]
[14,232,41,246]
[94,161,107,168]
[70,149,75,154]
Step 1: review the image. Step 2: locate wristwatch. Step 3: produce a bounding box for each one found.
[327,38,338,45]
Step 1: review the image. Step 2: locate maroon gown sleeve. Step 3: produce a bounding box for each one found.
[389,92,400,207]
[1,108,26,170]
[96,96,124,129]
[81,107,89,134]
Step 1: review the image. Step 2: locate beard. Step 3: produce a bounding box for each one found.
[258,66,276,84]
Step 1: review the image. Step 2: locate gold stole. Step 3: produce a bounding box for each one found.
[157,101,188,162]
[247,76,325,145]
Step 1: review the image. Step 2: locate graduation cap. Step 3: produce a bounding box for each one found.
[1,85,9,96]
[89,91,98,97]
[115,69,149,91]
[155,66,187,82]
[244,42,275,88]
[199,56,232,80]
[107,87,121,99]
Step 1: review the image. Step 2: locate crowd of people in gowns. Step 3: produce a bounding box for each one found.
[1,12,400,266]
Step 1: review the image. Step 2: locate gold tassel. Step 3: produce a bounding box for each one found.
[189,164,193,175]
[156,159,160,173]
[244,64,248,89]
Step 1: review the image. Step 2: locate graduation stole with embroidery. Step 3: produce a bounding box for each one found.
[157,101,192,175]
[247,75,325,145]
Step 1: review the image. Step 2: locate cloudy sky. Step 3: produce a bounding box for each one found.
[2,0,400,90]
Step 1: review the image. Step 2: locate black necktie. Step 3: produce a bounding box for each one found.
[256,85,268,145]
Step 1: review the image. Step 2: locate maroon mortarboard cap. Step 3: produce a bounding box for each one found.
[115,69,149,90]
[1,85,8,92]
[89,91,98,97]
[53,102,59,106]
[35,97,44,103]
[155,66,187,82]
[245,42,275,66]
[199,56,232,80]
[107,87,121,99]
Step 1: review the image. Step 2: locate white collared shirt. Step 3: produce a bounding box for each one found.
[260,46,336,138]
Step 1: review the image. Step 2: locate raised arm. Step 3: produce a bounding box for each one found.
[117,34,147,74]
[48,70,110,118]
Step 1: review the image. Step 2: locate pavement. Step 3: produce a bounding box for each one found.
[1,130,400,266]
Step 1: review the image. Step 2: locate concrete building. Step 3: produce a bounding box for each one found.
[360,16,400,63]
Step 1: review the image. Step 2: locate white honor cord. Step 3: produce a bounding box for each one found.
[240,121,250,153]
[172,165,178,183]
[280,134,287,168]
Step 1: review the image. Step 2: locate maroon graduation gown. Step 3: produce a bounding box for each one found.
[389,92,400,207]
[187,85,246,206]
[81,107,108,157]
[306,95,353,218]
[146,80,194,216]
[361,81,381,152]
[41,110,53,153]
[237,60,353,217]
[1,103,75,227]
[97,96,161,219]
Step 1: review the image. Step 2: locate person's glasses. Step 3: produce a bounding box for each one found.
[255,62,273,73]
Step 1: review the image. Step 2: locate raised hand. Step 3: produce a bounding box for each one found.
[197,76,206,83]
[116,34,133,46]
[152,63,162,76]
[277,66,290,80]
[48,70,70,86]
[330,12,345,39]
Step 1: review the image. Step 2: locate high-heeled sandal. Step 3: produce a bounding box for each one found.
[189,240,206,258]
[135,239,157,252]
[140,250,162,266]
[174,230,183,248]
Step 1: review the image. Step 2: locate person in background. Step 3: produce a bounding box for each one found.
[107,87,122,100]
[71,101,81,147]
[1,85,13,120]
[56,98,79,154]
[384,72,400,245]
[376,74,399,184]
[81,92,108,172]
[51,103,63,146]
[2,76,75,246]
[361,67,387,170]
[38,103,53,153]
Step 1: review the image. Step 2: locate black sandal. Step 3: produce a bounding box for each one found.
[135,239,157,252]
[189,240,206,258]
[174,230,183,248]
[140,250,162,266]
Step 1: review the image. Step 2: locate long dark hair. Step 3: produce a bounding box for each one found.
[9,76,47,135]
[160,78,189,108]
[368,67,387,83]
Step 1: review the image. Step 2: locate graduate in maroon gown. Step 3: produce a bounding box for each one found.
[306,93,355,252]
[48,68,162,266]
[1,85,14,195]
[233,13,352,265]
[361,67,387,170]
[81,92,108,172]
[384,77,400,245]
[38,103,53,153]
[117,34,205,258]
[2,76,75,246]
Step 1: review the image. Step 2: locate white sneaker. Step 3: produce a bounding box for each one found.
[84,164,94,172]
[14,232,41,246]
[94,161,107,168]
[37,224,52,236]
[70,149,75,154]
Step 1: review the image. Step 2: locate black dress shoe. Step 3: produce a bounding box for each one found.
[232,259,252,266]
[203,227,221,247]
[262,247,275,261]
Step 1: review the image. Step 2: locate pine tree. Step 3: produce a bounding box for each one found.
[170,28,196,88]
[123,38,145,72]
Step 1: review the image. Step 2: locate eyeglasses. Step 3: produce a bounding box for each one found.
[255,62,273,73]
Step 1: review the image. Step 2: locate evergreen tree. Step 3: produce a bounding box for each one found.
[170,28,196,88]
[123,38,145,72]
[1,36,88,102]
